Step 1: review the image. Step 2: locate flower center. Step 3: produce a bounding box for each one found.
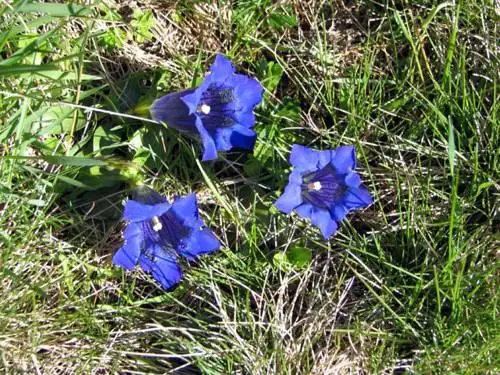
[199,84,236,128]
[307,181,322,191]
[151,216,163,232]
[198,104,211,114]
[301,165,345,208]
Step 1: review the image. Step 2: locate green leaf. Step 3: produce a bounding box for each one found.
[132,148,152,167]
[32,106,85,135]
[0,65,101,80]
[93,126,122,156]
[275,100,300,123]
[0,24,62,67]
[263,61,283,93]
[99,28,127,49]
[26,199,47,207]
[9,2,93,17]
[54,174,94,190]
[0,64,58,76]
[243,157,262,177]
[131,9,156,43]
[268,7,297,30]
[286,247,312,269]
[273,247,312,271]
[43,155,108,167]
[0,16,55,50]
[34,70,102,81]
[273,252,292,272]
[448,117,456,177]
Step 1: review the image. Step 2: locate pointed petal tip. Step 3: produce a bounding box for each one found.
[294,202,314,219]
[343,186,373,210]
[231,74,264,111]
[180,92,199,114]
[311,208,338,239]
[290,144,332,171]
[210,54,235,81]
[274,183,303,214]
[123,200,172,222]
[332,145,357,173]
[194,117,218,161]
[180,229,221,261]
[112,247,137,270]
[170,193,199,226]
[344,171,362,188]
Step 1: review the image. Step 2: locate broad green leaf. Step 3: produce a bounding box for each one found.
[131,9,156,43]
[33,106,85,135]
[0,25,62,66]
[286,247,312,269]
[273,252,292,272]
[93,126,122,156]
[273,247,312,271]
[0,16,55,51]
[268,6,297,30]
[262,61,283,93]
[243,157,262,177]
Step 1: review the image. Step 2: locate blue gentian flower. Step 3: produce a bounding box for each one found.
[112,185,220,289]
[150,54,264,161]
[275,145,373,239]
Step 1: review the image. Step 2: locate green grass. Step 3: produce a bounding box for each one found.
[0,0,498,373]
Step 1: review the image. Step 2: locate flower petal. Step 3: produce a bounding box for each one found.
[294,202,314,220]
[331,145,356,174]
[230,129,256,150]
[289,169,303,184]
[310,208,338,239]
[344,171,362,188]
[342,186,373,209]
[234,111,255,128]
[181,77,214,115]
[139,248,183,289]
[181,91,201,115]
[112,222,144,270]
[210,54,236,81]
[212,125,257,152]
[231,74,264,112]
[332,204,348,222]
[230,125,257,150]
[123,200,172,222]
[132,185,168,205]
[290,144,332,172]
[151,89,197,132]
[180,54,235,114]
[179,228,221,261]
[169,193,199,227]
[194,116,218,161]
[275,182,303,214]
[212,128,232,151]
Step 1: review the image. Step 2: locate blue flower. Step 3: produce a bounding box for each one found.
[112,186,220,289]
[150,54,264,161]
[274,145,373,239]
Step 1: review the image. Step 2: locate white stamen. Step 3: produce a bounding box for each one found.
[151,216,163,232]
[199,104,211,114]
[309,181,322,191]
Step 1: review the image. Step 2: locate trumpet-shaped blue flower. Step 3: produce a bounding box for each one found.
[112,186,220,289]
[275,145,373,239]
[150,54,264,161]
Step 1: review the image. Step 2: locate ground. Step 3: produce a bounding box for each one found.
[0,0,498,374]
